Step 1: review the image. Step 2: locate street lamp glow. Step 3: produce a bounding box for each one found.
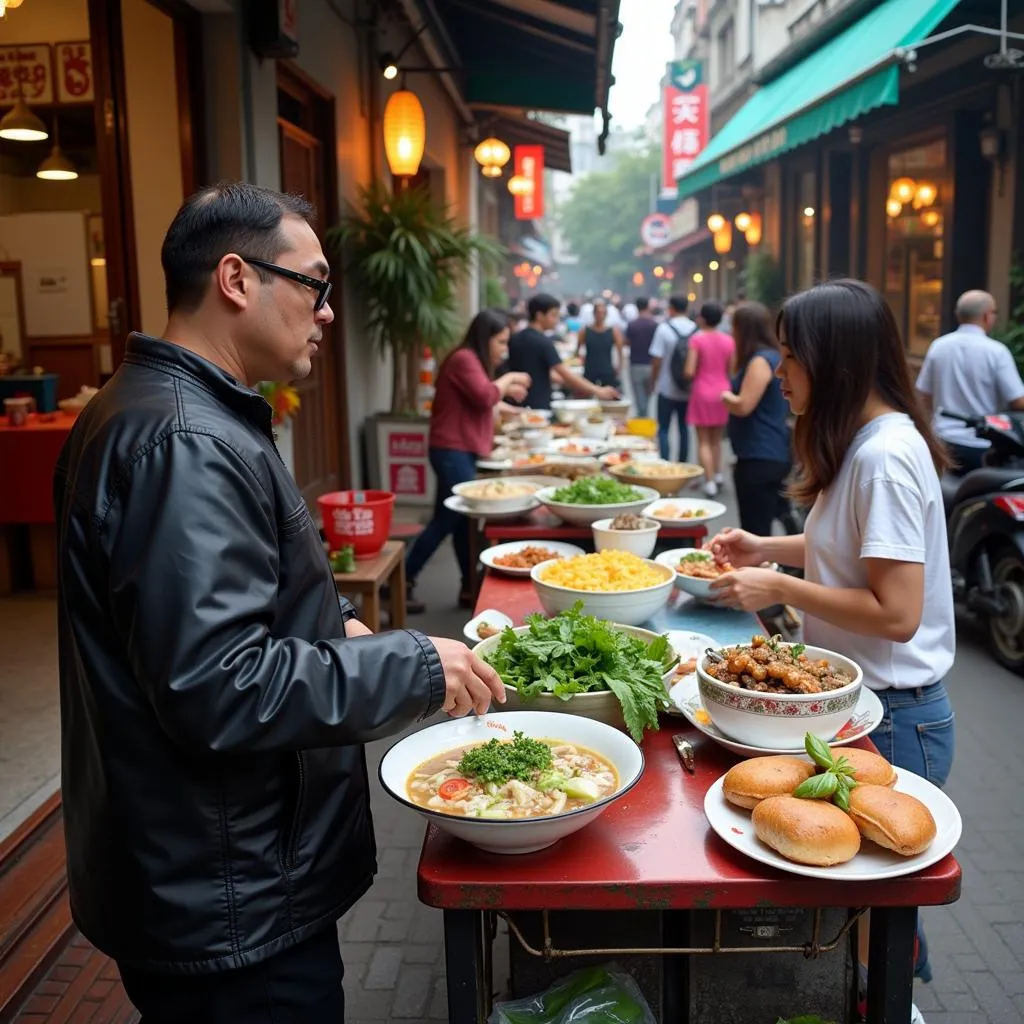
[692,272,704,284]
[803,206,815,218]
[709,260,719,271]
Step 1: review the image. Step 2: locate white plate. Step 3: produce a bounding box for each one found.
[443,494,539,520]
[644,498,728,526]
[463,608,514,643]
[704,765,962,881]
[479,540,586,577]
[477,458,514,471]
[545,439,609,458]
[670,674,885,757]
[606,435,657,451]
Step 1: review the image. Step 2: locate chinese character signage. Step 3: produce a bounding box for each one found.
[513,145,545,221]
[662,60,708,194]
[55,42,94,103]
[0,45,54,105]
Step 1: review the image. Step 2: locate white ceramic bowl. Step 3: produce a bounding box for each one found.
[451,478,543,513]
[472,623,678,732]
[579,418,613,440]
[643,497,728,527]
[520,410,553,428]
[378,711,645,855]
[550,399,600,424]
[545,438,609,460]
[530,557,675,626]
[696,643,863,748]
[599,398,632,417]
[655,548,720,600]
[535,484,661,527]
[591,517,661,558]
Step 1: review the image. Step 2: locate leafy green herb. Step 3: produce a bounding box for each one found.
[456,731,553,786]
[481,601,675,742]
[677,552,713,565]
[790,643,807,660]
[794,732,858,809]
[550,476,643,505]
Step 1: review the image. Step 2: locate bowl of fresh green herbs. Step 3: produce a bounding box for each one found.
[472,603,679,742]
[378,710,645,854]
[536,476,661,526]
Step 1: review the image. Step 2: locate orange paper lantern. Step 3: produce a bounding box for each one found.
[383,90,425,178]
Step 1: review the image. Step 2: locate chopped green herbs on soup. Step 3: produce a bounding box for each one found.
[480,602,675,742]
[550,476,643,505]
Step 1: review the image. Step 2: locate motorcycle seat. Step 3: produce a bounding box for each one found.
[951,466,1024,506]
[940,473,961,515]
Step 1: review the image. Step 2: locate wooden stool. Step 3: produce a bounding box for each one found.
[333,540,407,634]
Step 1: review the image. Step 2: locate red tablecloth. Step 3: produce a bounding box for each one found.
[0,413,77,524]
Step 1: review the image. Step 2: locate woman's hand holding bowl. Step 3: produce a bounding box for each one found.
[707,527,766,569]
[709,566,785,612]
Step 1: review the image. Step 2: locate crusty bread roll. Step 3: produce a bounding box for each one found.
[723,756,817,810]
[846,785,937,856]
[752,795,861,866]
[828,747,897,787]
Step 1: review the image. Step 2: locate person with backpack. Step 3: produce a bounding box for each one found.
[649,294,698,461]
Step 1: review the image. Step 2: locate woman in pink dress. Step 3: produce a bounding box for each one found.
[685,301,736,497]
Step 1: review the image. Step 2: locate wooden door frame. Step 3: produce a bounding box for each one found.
[277,62,352,490]
[88,0,206,368]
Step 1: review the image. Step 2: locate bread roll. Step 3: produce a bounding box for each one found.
[722,756,817,810]
[828,747,897,787]
[847,785,937,856]
[752,795,861,866]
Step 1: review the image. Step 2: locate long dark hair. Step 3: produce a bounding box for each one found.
[779,279,949,505]
[445,309,510,379]
[733,300,779,368]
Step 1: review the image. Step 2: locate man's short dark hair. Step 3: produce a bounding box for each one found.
[636,296,650,312]
[161,182,315,314]
[566,301,580,316]
[528,293,561,320]
[699,300,724,327]
[668,294,689,315]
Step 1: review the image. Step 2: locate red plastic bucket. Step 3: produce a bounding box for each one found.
[317,490,396,560]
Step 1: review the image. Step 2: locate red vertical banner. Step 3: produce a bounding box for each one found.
[513,145,545,221]
[662,60,709,194]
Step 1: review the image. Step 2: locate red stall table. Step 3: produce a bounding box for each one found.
[0,412,77,591]
[416,574,962,1024]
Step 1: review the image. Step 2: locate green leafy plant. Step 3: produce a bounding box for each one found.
[480,602,675,742]
[328,182,503,416]
[744,250,786,312]
[483,275,510,311]
[991,258,1024,376]
[793,733,858,811]
[550,476,643,504]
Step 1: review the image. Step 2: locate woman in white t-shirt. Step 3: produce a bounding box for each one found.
[708,279,955,987]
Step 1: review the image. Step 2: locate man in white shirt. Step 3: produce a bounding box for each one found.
[648,295,697,462]
[917,290,1024,474]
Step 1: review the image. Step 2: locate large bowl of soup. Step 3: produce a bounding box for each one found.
[378,711,644,855]
[452,478,542,513]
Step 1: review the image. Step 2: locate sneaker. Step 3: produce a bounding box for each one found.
[910,1004,927,1024]
[714,473,725,487]
[703,480,719,498]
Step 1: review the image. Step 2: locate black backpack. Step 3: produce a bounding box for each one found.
[667,322,697,392]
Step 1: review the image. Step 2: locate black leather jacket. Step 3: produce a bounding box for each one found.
[54,333,446,973]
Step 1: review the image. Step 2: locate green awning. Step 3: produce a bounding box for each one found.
[676,0,963,200]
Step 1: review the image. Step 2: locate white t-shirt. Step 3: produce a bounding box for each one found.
[649,315,696,400]
[916,325,1024,448]
[802,413,955,691]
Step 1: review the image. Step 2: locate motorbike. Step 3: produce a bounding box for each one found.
[940,409,1024,674]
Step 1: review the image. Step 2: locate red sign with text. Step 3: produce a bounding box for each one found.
[389,463,426,496]
[662,61,709,193]
[55,41,94,103]
[388,432,427,459]
[513,145,545,221]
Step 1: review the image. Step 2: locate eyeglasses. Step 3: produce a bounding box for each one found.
[242,257,332,312]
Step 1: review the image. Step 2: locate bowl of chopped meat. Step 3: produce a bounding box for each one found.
[590,515,661,558]
[696,634,863,748]
[655,548,732,600]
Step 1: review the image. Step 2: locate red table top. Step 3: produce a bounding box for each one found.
[0,412,77,524]
[483,509,708,543]
[417,577,962,913]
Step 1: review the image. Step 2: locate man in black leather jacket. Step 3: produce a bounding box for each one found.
[53,183,505,1022]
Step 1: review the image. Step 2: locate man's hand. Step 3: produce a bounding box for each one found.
[429,637,507,717]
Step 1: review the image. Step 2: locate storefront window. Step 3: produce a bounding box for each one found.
[883,138,947,356]
[795,170,816,292]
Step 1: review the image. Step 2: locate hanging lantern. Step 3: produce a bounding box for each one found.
[885,197,903,219]
[507,174,534,196]
[913,181,937,209]
[890,177,916,204]
[713,221,733,255]
[383,89,425,178]
[473,137,510,179]
[653,265,665,278]
[706,212,726,233]
[920,209,941,228]
[734,211,752,233]
[632,271,644,286]
[0,0,26,15]
[743,212,762,247]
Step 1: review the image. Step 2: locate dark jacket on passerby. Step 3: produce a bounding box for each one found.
[54,333,446,974]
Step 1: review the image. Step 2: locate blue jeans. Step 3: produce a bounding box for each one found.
[871,681,955,983]
[656,394,689,462]
[405,447,477,586]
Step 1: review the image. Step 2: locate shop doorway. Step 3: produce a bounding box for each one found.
[277,65,351,501]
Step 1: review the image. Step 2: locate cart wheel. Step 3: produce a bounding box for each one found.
[988,552,1024,675]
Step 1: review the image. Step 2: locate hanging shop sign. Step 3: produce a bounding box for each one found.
[640,213,672,249]
[661,60,709,195]
[513,145,545,221]
[54,41,94,104]
[0,44,54,106]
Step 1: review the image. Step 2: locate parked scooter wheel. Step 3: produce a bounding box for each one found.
[988,552,1024,675]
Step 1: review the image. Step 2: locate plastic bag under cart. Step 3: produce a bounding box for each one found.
[487,963,656,1024]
